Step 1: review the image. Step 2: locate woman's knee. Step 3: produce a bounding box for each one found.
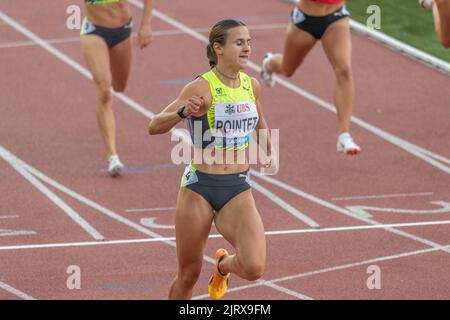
[177,265,202,288]
[333,63,353,81]
[96,80,113,105]
[240,259,265,281]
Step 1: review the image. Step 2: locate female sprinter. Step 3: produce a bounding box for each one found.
[148,19,276,300]
[80,0,153,176]
[260,0,361,155]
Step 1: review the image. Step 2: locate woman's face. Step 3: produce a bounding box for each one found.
[217,26,251,69]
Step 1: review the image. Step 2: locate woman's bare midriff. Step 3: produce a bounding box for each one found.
[192,148,250,174]
[297,0,344,16]
[85,1,131,28]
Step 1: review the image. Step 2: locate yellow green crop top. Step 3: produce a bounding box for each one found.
[186,70,259,150]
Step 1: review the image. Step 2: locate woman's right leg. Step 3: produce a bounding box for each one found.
[264,22,317,78]
[169,188,214,300]
[80,35,117,158]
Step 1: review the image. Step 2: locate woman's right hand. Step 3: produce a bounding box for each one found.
[183,96,204,117]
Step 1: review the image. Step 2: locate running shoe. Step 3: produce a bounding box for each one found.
[419,0,433,9]
[208,248,230,300]
[260,53,276,88]
[337,132,361,155]
[107,154,124,177]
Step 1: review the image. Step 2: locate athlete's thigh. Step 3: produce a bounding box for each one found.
[435,0,450,43]
[321,18,352,70]
[175,187,214,268]
[80,35,112,86]
[282,22,317,74]
[109,37,132,91]
[214,190,266,260]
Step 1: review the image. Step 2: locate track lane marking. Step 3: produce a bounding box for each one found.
[0,147,104,240]
[0,281,36,300]
[3,218,450,251]
[0,23,286,49]
[332,192,434,201]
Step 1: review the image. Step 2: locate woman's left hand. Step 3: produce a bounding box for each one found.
[138,24,153,49]
[261,151,279,176]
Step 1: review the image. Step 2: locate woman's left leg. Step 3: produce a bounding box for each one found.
[213,189,266,281]
[109,37,133,92]
[321,18,360,155]
[321,17,354,135]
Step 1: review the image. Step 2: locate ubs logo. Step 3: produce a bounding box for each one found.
[237,103,250,113]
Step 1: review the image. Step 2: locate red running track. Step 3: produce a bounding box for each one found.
[0,0,450,299]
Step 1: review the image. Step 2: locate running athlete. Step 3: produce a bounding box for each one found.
[80,0,153,176]
[420,0,450,48]
[261,0,361,155]
[148,19,276,300]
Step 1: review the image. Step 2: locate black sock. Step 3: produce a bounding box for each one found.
[217,255,227,276]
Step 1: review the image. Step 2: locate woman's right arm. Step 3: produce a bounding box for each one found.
[148,78,208,135]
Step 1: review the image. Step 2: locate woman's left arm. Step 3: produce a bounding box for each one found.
[138,0,153,49]
[252,78,279,175]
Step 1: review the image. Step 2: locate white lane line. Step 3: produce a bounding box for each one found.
[268,73,450,175]
[252,180,320,227]
[346,201,450,219]
[140,217,175,229]
[261,281,313,300]
[0,147,104,240]
[0,24,285,49]
[267,219,450,235]
[0,229,36,237]
[125,207,176,213]
[192,244,450,300]
[0,237,178,251]
[332,192,434,201]
[3,218,450,251]
[0,281,36,300]
[0,146,178,244]
[350,20,450,76]
[0,147,219,265]
[0,215,19,219]
[127,0,450,175]
[195,279,313,300]
[252,170,450,254]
